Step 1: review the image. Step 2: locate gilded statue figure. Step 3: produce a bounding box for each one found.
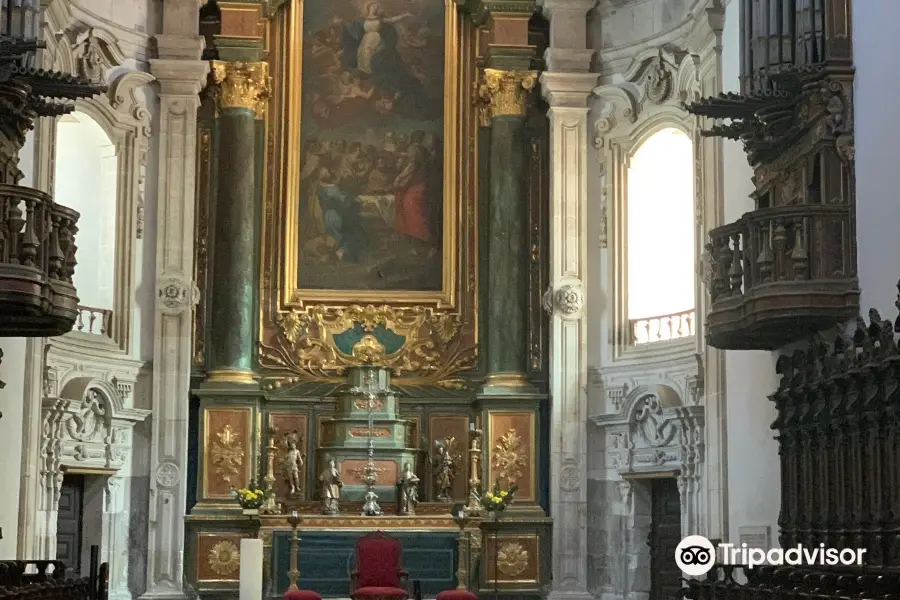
[398,462,419,515]
[319,456,343,515]
[433,438,456,502]
[281,433,305,497]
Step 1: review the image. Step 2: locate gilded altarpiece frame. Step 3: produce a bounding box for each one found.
[258,0,479,392]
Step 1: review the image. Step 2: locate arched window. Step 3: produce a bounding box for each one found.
[54,112,118,326]
[626,127,695,344]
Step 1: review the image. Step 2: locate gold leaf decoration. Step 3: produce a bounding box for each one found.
[207,540,240,576]
[210,424,244,484]
[492,429,527,485]
[497,542,529,577]
[260,304,476,389]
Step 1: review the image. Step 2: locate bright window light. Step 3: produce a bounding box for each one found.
[626,127,695,321]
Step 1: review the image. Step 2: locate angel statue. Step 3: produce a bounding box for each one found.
[281,431,305,497]
[433,437,457,502]
[398,462,419,515]
[319,455,343,515]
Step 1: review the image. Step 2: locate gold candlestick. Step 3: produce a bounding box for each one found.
[286,510,301,592]
[467,427,483,515]
[452,506,473,590]
[262,426,279,514]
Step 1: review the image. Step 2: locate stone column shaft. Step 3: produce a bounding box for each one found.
[142,57,209,600]
[481,68,538,390]
[204,61,268,385]
[541,72,596,600]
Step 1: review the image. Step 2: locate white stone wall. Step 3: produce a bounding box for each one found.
[718,0,781,546]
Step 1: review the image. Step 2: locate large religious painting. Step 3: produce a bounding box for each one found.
[298,0,445,291]
[259,0,478,389]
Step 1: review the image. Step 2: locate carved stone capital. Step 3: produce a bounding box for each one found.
[480,69,538,118]
[542,281,585,318]
[157,274,200,315]
[210,60,271,115]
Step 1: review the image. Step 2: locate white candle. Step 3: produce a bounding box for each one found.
[239,538,264,600]
[469,422,474,432]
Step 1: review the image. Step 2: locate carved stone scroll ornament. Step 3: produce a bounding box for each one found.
[157,274,200,315]
[643,50,672,104]
[542,282,585,318]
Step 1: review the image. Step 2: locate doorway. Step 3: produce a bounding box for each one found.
[56,474,85,574]
[648,477,681,600]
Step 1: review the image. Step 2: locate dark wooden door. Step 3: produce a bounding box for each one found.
[56,474,84,575]
[649,478,682,600]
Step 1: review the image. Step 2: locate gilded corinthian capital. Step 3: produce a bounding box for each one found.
[210,61,271,116]
[479,68,538,118]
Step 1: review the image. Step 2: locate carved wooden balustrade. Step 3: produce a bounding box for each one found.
[0,183,80,336]
[706,203,857,349]
[683,564,900,600]
[630,309,695,345]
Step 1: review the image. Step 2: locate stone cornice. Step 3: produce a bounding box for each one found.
[540,72,598,107]
[537,0,598,17]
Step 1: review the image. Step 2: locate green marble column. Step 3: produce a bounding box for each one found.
[205,61,269,385]
[481,68,538,392]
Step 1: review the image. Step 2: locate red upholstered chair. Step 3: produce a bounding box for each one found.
[350,531,409,600]
[284,591,322,600]
[436,591,477,600]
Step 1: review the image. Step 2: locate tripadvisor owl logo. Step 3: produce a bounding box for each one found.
[675,535,716,576]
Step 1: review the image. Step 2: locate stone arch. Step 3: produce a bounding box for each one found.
[33,3,155,353]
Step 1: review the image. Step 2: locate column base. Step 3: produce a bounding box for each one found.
[546,591,594,600]
[480,372,538,395]
[138,589,188,600]
[202,369,257,387]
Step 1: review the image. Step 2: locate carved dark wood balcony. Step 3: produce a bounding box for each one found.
[706,203,858,350]
[0,183,81,336]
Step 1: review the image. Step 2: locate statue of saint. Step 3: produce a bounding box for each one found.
[433,438,456,502]
[319,456,343,515]
[281,434,304,497]
[398,462,419,515]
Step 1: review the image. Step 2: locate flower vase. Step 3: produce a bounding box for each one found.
[242,508,259,516]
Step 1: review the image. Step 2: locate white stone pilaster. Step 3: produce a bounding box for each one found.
[541,71,597,600]
[141,48,207,599]
[539,0,597,72]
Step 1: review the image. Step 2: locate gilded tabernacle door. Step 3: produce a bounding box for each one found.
[259,0,479,390]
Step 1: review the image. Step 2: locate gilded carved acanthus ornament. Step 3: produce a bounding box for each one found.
[260,304,476,389]
[492,429,527,485]
[479,69,538,118]
[210,60,271,116]
[210,425,245,485]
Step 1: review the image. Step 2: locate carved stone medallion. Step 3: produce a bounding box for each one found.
[157,274,200,315]
[155,461,179,489]
[542,282,585,318]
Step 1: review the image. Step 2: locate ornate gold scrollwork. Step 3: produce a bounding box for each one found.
[210,61,271,116]
[492,429,527,485]
[259,304,476,389]
[207,540,241,577]
[479,69,538,118]
[210,424,245,484]
[497,541,529,577]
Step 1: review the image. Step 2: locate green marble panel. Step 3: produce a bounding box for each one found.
[272,530,458,597]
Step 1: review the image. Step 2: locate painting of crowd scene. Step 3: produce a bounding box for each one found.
[297,0,445,291]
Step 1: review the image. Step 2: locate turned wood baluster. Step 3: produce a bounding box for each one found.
[20,199,38,267]
[728,233,743,293]
[791,219,809,280]
[7,198,22,265]
[46,214,63,280]
[757,220,775,282]
[714,235,733,298]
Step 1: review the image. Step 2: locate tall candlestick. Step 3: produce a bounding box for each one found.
[286,511,301,592]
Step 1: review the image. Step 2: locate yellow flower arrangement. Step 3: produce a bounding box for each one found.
[231,484,268,509]
[476,479,517,512]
